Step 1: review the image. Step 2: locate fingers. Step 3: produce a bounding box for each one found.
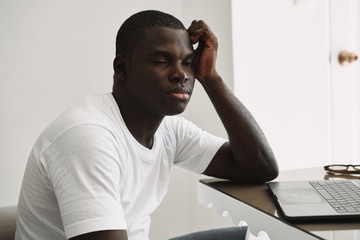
[188,20,203,44]
[188,20,217,49]
[187,20,219,82]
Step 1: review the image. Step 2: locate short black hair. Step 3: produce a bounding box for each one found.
[115,10,186,57]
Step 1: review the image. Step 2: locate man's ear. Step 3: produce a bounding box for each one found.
[113,54,129,81]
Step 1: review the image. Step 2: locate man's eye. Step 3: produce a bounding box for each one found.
[153,59,168,64]
[183,60,194,66]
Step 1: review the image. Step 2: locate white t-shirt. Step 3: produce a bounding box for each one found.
[15,93,226,240]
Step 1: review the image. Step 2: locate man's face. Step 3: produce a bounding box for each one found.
[123,26,195,117]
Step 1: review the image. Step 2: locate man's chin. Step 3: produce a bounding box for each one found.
[165,109,186,116]
[164,105,188,116]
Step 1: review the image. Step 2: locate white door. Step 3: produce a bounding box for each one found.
[329,0,360,164]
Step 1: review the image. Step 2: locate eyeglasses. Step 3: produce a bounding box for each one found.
[324,164,360,174]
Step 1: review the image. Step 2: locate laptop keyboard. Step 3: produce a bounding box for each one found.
[310,180,360,213]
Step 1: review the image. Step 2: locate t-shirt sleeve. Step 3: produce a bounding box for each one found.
[170,117,227,173]
[40,125,127,239]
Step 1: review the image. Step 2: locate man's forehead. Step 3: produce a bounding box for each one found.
[148,49,195,59]
[144,26,190,43]
[135,26,193,55]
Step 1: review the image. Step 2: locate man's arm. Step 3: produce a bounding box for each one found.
[188,20,278,183]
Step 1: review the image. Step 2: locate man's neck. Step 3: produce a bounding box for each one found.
[112,92,163,149]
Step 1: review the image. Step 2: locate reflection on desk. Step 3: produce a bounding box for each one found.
[198,167,360,240]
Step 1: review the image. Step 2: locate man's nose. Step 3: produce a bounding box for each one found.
[169,63,189,83]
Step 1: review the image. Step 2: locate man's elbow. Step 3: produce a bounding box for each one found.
[248,155,279,184]
[258,156,279,183]
[264,164,279,182]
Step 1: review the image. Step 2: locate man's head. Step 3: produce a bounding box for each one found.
[112,10,195,117]
[115,10,186,58]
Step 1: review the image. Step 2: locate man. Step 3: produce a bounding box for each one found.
[15,10,278,240]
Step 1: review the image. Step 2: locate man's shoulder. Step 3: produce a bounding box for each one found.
[33,93,120,154]
[47,94,113,131]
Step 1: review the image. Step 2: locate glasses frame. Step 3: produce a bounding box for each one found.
[324,164,360,174]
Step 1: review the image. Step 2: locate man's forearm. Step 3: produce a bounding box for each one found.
[200,75,278,180]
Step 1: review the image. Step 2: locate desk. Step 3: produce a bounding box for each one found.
[198,167,360,240]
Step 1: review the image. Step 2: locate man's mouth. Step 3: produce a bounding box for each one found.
[170,92,190,100]
[167,88,191,100]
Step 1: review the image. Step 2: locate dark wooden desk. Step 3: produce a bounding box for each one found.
[198,167,360,240]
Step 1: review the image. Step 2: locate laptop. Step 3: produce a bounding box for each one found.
[267,179,360,221]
